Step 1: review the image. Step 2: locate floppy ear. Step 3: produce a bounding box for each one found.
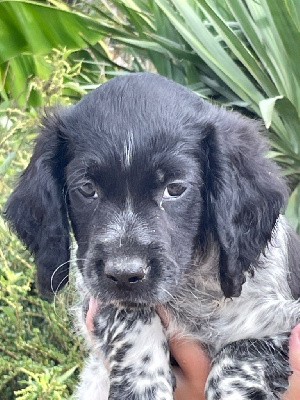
[201,113,288,298]
[4,113,70,300]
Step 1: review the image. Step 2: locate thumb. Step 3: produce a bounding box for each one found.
[283,324,300,399]
[289,325,300,372]
[86,297,100,333]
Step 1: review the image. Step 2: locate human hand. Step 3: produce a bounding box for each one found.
[155,306,210,399]
[169,335,210,400]
[86,297,99,334]
[283,324,300,399]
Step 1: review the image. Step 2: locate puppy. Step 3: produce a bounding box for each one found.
[5,73,300,399]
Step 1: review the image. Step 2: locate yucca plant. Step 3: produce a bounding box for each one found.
[0,0,132,107]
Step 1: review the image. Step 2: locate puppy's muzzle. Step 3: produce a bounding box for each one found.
[104,257,150,289]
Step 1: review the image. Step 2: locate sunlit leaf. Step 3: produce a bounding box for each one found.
[259,96,283,129]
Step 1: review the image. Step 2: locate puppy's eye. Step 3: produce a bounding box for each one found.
[163,183,186,199]
[78,182,98,199]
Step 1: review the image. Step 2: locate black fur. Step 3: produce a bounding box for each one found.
[5,119,70,299]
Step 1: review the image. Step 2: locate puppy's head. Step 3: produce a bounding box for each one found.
[4,73,288,302]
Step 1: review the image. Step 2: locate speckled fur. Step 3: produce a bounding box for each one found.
[73,275,174,400]
[74,218,296,399]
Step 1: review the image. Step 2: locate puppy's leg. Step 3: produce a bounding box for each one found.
[75,354,110,400]
[94,305,174,400]
[205,334,291,400]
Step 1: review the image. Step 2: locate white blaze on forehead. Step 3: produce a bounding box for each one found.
[99,198,152,247]
[123,131,134,169]
[102,198,135,243]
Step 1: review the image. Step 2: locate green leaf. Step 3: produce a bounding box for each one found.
[286,184,300,232]
[199,0,277,97]
[227,1,283,95]
[259,96,283,129]
[0,151,16,175]
[263,0,300,103]
[1,306,17,324]
[0,0,107,63]
[274,97,300,154]
[0,0,122,105]
[156,0,264,114]
[56,365,78,384]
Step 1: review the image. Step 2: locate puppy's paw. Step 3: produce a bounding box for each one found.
[205,336,291,400]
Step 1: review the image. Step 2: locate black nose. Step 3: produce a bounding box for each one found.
[104,257,148,287]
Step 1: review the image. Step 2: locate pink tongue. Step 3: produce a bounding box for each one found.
[86,297,100,333]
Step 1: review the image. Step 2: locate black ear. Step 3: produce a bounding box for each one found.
[4,112,70,300]
[201,112,288,298]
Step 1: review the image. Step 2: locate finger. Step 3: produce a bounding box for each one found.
[173,364,206,400]
[86,297,100,333]
[170,336,210,400]
[156,307,210,398]
[156,305,209,376]
[155,305,170,328]
[283,324,300,400]
[170,336,210,381]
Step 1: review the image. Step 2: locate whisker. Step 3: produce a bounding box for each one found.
[161,287,176,301]
[50,257,87,294]
[63,168,87,204]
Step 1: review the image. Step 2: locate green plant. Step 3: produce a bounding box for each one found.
[0,50,87,399]
[0,0,127,107]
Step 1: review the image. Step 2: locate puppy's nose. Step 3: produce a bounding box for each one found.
[104,257,148,287]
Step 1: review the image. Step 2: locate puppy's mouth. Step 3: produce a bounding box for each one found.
[84,258,167,304]
[86,280,168,307]
[91,292,158,308]
[84,297,101,333]
[85,297,170,334]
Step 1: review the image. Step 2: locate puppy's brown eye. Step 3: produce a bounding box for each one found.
[163,183,186,199]
[78,182,98,199]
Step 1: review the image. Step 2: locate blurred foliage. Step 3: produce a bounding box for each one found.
[1,0,300,398]
[0,50,86,399]
[0,0,107,106]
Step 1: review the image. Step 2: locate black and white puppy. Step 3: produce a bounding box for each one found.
[5,73,300,399]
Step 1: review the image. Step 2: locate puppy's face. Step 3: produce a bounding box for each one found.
[66,127,202,304]
[5,73,287,302]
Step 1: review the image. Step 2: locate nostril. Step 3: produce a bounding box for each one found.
[104,257,148,286]
[106,272,145,284]
[128,274,143,284]
[106,275,118,283]
[128,276,139,283]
